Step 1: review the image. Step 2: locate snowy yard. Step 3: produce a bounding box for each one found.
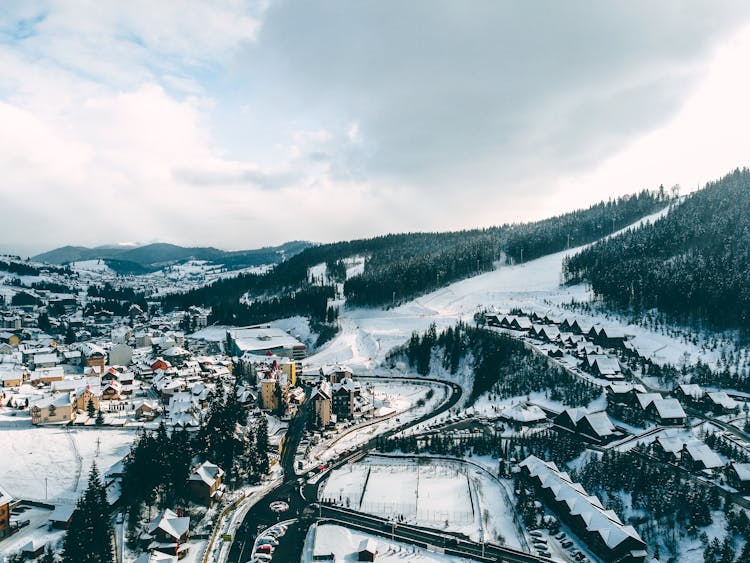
[320,456,522,546]
[303,523,475,563]
[0,410,135,502]
[299,380,448,472]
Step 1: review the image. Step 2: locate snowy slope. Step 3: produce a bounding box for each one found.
[306,207,681,371]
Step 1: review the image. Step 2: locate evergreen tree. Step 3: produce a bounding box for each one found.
[87,398,96,419]
[65,324,77,344]
[95,409,104,426]
[256,415,270,474]
[62,464,114,563]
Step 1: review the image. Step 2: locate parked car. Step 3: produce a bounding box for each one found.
[257,536,279,547]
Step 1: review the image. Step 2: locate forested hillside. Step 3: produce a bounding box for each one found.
[162,189,667,320]
[563,168,750,328]
[388,323,600,407]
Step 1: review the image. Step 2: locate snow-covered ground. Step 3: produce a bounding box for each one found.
[320,456,523,546]
[303,523,473,563]
[0,410,135,503]
[299,381,447,472]
[304,206,735,380]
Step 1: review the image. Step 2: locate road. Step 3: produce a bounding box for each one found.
[226,377,463,562]
[315,504,552,563]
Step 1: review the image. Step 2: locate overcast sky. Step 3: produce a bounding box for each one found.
[2,1,750,256]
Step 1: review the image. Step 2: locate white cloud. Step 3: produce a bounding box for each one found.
[1,1,750,256]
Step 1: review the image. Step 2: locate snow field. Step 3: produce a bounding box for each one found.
[304,523,468,563]
[321,457,523,546]
[0,415,135,502]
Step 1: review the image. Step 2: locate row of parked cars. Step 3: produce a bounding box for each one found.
[529,529,590,562]
[245,523,287,563]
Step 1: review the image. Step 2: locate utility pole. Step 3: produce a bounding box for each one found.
[45,478,48,500]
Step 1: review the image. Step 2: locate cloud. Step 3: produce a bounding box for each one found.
[1,1,750,256]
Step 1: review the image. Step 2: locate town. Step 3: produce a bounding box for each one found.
[4,4,750,562]
[2,236,750,563]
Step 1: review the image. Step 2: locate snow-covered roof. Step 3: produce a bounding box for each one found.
[650,398,686,420]
[31,392,73,409]
[636,393,662,409]
[520,455,643,550]
[587,355,620,375]
[597,326,626,339]
[731,462,750,482]
[0,485,12,506]
[707,391,738,410]
[502,403,547,423]
[607,382,645,395]
[582,411,615,437]
[228,326,305,353]
[677,384,704,399]
[148,508,190,539]
[189,461,224,486]
[49,504,75,523]
[684,441,724,469]
[32,352,59,364]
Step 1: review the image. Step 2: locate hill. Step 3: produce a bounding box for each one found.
[163,188,669,319]
[33,241,313,271]
[563,167,750,328]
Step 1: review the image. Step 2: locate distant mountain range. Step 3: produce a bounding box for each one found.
[33,241,313,273]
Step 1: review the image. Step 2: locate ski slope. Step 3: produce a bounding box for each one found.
[305,206,718,373]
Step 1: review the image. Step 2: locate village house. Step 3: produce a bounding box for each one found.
[583,354,623,380]
[29,366,65,386]
[646,398,687,426]
[80,343,107,371]
[606,382,647,406]
[320,363,353,384]
[674,383,705,404]
[101,380,123,400]
[145,508,190,559]
[311,382,332,428]
[520,456,647,563]
[358,538,378,562]
[188,461,225,506]
[705,391,739,415]
[0,365,26,387]
[727,463,750,494]
[331,377,360,419]
[30,393,75,424]
[109,343,133,366]
[75,385,101,413]
[553,408,618,444]
[0,486,11,539]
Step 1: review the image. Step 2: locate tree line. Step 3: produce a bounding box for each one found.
[564,168,750,329]
[160,190,667,319]
[389,322,601,407]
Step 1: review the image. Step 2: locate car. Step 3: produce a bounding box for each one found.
[255,544,273,554]
[561,540,573,549]
[537,551,551,558]
[252,554,272,562]
[529,530,543,538]
[257,536,279,547]
[555,532,566,540]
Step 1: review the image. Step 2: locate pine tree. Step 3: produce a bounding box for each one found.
[87,398,96,419]
[62,464,114,563]
[256,415,270,474]
[96,409,104,426]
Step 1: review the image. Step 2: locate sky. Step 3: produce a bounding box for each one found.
[2,1,750,256]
